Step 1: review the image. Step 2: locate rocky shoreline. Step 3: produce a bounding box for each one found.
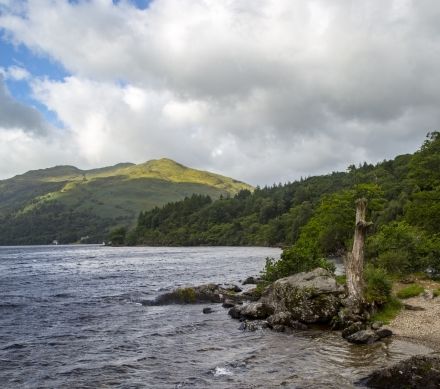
[148,267,440,387]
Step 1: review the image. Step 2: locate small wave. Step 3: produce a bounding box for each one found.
[53,293,73,298]
[0,303,23,309]
[2,343,26,350]
[213,367,233,376]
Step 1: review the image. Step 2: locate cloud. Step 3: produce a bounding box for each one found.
[0,65,30,81]
[0,127,78,179]
[0,75,48,134]
[1,0,440,184]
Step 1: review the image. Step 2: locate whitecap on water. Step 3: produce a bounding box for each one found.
[213,366,233,376]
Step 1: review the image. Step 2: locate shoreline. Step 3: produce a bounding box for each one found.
[387,283,440,353]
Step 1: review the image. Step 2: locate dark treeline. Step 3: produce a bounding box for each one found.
[126,132,440,283]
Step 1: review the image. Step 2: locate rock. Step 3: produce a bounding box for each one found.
[202,307,213,314]
[241,288,261,301]
[222,299,235,308]
[242,276,260,285]
[234,302,274,320]
[404,304,426,311]
[239,320,268,331]
[220,283,243,293]
[376,328,393,339]
[342,322,367,339]
[358,354,440,388]
[271,324,286,332]
[400,275,416,284]
[346,329,379,344]
[424,290,434,300]
[266,312,308,331]
[145,283,246,305]
[267,312,294,327]
[228,306,242,320]
[371,321,383,330]
[261,268,344,324]
[290,321,308,330]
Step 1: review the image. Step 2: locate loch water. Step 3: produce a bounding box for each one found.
[0,245,432,388]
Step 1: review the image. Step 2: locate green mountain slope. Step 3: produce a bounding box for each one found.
[0,159,252,244]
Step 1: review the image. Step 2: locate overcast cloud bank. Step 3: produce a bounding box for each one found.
[0,0,439,184]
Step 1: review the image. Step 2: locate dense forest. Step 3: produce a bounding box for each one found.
[128,133,440,284]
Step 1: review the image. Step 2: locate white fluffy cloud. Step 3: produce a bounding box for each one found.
[1,0,440,184]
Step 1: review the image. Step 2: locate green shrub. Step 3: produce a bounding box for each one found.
[366,222,431,275]
[433,289,440,297]
[261,251,335,282]
[370,297,402,324]
[364,265,392,305]
[335,275,346,285]
[396,284,425,299]
[376,249,412,274]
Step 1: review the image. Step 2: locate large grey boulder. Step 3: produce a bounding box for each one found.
[260,268,344,324]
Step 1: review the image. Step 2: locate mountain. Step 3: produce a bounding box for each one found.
[0,159,253,245]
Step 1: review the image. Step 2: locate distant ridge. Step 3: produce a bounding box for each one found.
[0,159,253,245]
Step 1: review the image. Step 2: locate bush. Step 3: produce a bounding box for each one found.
[376,249,412,275]
[108,226,127,245]
[261,249,335,282]
[366,222,431,275]
[396,284,425,299]
[364,265,392,305]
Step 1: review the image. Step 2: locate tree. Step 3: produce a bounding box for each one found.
[345,198,372,309]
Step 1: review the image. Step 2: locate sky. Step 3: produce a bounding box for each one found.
[0,0,439,185]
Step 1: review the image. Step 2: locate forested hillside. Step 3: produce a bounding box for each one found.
[0,159,252,245]
[129,133,440,280]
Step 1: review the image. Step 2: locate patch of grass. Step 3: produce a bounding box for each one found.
[370,297,403,324]
[433,289,440,297]
[177,287,196,303]
[335,275,346,285]
[396,283,425,299]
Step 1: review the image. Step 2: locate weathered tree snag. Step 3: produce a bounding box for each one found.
[345,198,372,310]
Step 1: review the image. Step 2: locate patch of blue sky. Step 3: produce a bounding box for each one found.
[67,0,152,9]
[0,36,68,128]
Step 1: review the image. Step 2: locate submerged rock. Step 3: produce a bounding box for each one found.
[375,328,392,339]
[346,329,379,345]
[202,307,213,314]
[359,354,440,388]
[341,322,367,339]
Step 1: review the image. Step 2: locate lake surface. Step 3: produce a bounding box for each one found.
[0,245,432,388]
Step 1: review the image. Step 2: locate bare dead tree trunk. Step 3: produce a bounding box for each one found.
[346,198,372,309]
